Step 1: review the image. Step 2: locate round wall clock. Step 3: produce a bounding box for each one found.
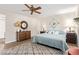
[21,21,28,30]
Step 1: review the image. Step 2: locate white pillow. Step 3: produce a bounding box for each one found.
[48,31,53,34]
[54,31,59,35]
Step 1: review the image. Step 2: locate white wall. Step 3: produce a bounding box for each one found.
[0,14,5,39]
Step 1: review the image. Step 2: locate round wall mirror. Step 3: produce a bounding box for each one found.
[21,21,28,30]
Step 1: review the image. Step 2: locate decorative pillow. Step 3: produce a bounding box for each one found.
[54,31,59,35]
[47,28,65,35]
[47,31,53,34]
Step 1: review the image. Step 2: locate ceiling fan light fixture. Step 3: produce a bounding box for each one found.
[23,4,42,15]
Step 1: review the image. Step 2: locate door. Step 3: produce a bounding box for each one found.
[0,14,5,43]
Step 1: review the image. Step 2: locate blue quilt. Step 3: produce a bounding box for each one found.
[32,33,68,52]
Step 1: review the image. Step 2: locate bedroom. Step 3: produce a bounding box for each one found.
[0,4,79,55]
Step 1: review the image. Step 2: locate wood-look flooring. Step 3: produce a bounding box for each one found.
[0,39,63,55]
[0,39,77,55]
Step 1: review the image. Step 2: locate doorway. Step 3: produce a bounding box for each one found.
[0,14,5,44]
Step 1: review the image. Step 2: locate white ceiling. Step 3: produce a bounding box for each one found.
[0,4,78,16]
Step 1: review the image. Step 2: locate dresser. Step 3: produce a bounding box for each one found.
[66,32,77,44]
[16,31,31,42]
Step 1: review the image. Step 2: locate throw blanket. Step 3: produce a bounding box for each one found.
[32,33,68,52]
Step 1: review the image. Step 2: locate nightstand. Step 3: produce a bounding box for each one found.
[66,32,77,44]
[40,31,46,34]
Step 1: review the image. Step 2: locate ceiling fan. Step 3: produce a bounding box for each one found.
[23,4,42,15]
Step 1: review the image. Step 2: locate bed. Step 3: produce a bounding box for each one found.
[32,29,68,52]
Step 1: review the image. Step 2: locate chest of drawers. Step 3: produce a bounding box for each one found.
[16,31,31,42]
[66,33,77,44]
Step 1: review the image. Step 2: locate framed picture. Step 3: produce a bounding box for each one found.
[21,21,28,30]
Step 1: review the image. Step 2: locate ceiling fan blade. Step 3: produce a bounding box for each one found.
[22,10,30,11]
[34,11,41,14]
[31,11,33,15]
[35,7,41,10]
[31,5,33,7]
[30,5,34,11]
[24,4,42,15]
[24,4,30,9]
